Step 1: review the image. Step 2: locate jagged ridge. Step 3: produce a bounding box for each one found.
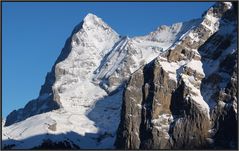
[2,2,238,150]
[115,2,237,149]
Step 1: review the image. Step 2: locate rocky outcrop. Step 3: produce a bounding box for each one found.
[2,118,5,126]
[115,58,211,149]
[5,10,201,127]
[169,78,210,149]
[4,22,83,126]
[115,2,237,149]
[116,60,177,149]
[198,3,238,148]
[32,139,80,149]
[3,2,237,150]
[5,96,59,126]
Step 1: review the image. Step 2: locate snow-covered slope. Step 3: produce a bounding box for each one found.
[3,12,195,149]
[2,90,124,149]
[93,19,202,93]
[2,2,236,149]
[52,13,120,112]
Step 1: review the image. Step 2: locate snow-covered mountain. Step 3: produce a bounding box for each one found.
[3,13,193,149]
[2,2,237,149]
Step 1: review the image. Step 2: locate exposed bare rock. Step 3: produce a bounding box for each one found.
[5,96,59,126]
[32,139,80,149]
[115,2,237,149]
[3,2,237,150]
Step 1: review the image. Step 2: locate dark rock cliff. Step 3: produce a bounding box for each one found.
[115,2,237,149]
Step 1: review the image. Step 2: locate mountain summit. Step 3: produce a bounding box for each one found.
[2,2,237,149]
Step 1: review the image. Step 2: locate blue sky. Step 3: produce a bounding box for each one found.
[2,2,214,118]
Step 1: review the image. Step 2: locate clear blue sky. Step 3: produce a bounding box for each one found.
[2,2,214,118]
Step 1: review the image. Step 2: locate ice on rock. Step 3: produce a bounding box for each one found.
[3,2,235,148]
[52,13,120,113]
[223,2,232,9]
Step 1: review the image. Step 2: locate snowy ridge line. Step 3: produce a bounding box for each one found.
[93,37,127,77]
[153,3,232,119]
[93,36,129,81]
[3,2,236,149]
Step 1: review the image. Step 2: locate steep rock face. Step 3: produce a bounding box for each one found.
[5,17,97,126]
[4,21,84,126]
[115,2,237,149]
[5,13,120,126]
[5,96,59,126]
[51,13,120,112]
[3,11,201,149]
[199,5,238,148]
[116,61,177,149]
[3,2,237,150]
[115,58,211,149]
[169,78,210,149]
[5,11,201,126]
[93,19,201,93]
[5,13,198,127]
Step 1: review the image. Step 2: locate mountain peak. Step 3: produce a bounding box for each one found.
[202,1,233,18]
[3,2,237,149]
[83,13,100,22]
[82,13,107,29]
